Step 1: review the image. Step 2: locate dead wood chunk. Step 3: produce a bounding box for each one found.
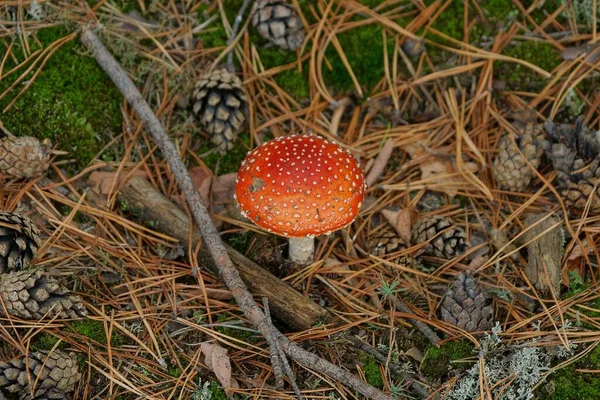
[0,270,88,320]
[192,69,248,155]
[0,350,80,399]
[523,214,563,297]
[0,136,52,179]
[251,0,305,50]
[441,271,493,332]
[0,212,42,274]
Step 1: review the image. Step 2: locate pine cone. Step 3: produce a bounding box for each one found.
[411,215,468,259]
[251,0,304,50]
[0,136,51,179]
[192,69,248,155]
[0,350,80,399]
[367,228,407,258]
[544,116,600,210]
[492,122,545,192]
[0,212,41,274]
[0,270,87,320]
[440,271,493,332]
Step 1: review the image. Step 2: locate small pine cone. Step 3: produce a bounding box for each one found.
[0,270,87,320]
[192,69,248,155]
[544,116,600,211]
[367,228,407,258]
[0,212,41,274]
[440,271,493,332]
[492,123,545,192]
[0,350,80,398]
[251,0,305,50]
[0,136,51,179]
[411,215,469,259]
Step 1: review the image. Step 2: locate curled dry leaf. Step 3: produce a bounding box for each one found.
[404,346,424,363]
[419,158,479,198]
[366,138,394,187]
[89,170,149,196]
[567,239,593,261]
[200,342,239,391]
[381,208,416,245]
[198,172,237,209]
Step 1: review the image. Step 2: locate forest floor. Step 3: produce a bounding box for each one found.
[2,0,600,399]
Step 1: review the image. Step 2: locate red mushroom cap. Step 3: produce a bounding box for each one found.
[235,135,365,238]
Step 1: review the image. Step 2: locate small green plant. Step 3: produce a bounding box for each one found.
[191,379,229,400]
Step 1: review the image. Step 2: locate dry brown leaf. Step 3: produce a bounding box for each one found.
[419,158,479,197]
[404,346,423,362]
[198,172,237,207]
[201,342,239,390]
[189,166,212,190]
[381,208,415,244]
[88,170,148,196]
[366,138,394,187]
[568,239,593,260]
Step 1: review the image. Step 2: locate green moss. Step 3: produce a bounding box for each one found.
[167,365,182,378]
[424,0,465,41]
[420,340,474,380]
[563,270,588,299]
[542,345,600,399]
[359,354,384,389]
[322,24,395,95]
[71,320,125,347]
[214,313,258,344]
[0,26,122,169]
[208,382,228,400]
[199,133,251,174]
[31,332,67,351]
[496,40,560,90]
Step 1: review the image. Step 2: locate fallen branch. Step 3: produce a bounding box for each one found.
[80,28,394,400]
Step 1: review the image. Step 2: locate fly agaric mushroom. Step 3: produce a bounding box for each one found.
[235,135,365,264]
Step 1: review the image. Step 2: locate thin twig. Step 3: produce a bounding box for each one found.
[226,0,253,73]
[396,299,442,345]
[264,298,304,399]
[80,27,394,400]
[263,297,285,389]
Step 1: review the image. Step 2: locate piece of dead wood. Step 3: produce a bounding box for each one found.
[119,176,329,331]
[523,214,563,298]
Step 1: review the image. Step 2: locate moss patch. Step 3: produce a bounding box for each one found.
[199,133,251,174]
[71,319,125,347]
[357,353,384,389]
[496,40,560,89]
[420,340,474,380]
[322,24,395,95]
[31,332,68,352]
[0,26,123,169]
[550,345,600,400]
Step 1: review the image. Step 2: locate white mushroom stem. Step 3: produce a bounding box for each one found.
[288,237,314,264]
